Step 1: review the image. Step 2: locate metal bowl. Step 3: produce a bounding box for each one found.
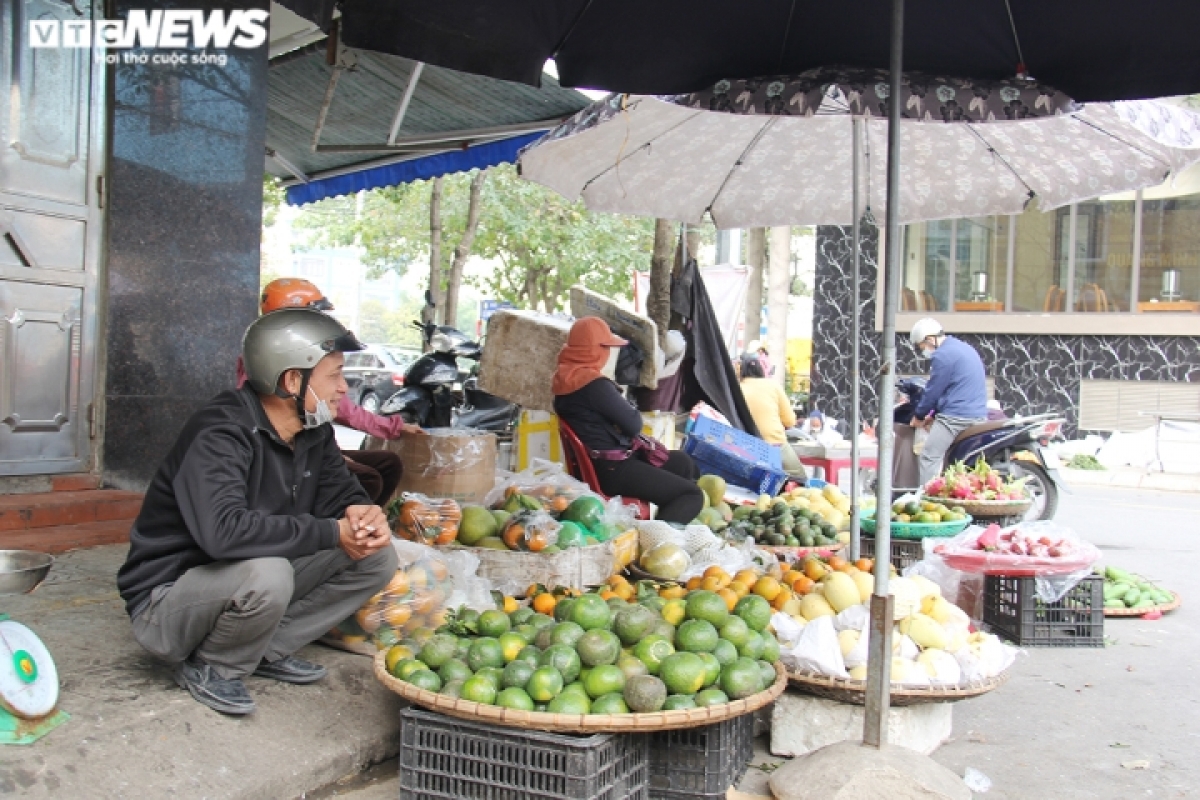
[0,550,54,596]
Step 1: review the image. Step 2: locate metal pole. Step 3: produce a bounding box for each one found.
[387,62,426,145]
[863,0,904,749]
[849,117,862,561]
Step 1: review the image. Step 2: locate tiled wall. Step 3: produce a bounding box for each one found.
[811,225,1200,436]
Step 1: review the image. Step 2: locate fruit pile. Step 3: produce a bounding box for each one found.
[453,491,626,553]
[778,556,882,624]
[724,496,842,548]
[1100,566,1175,611]
[973,523,1074,557]
[385,582,782,715]
[924,461,1027,502]
[879,498,967,524]
[328,558,455,651]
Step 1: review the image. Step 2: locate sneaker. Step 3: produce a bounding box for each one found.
[252,654,327,685]
[173,658,255,716]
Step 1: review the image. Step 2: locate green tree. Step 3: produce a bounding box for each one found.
[473,165,655,311]
[357,296,425,347]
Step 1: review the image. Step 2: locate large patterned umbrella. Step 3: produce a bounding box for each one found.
[519,68,1200,228]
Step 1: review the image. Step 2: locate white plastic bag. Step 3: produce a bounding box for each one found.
[781,615,849,678]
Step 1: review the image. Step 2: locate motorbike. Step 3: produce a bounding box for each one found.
[887,377,1067,522]
[379,303,519,436]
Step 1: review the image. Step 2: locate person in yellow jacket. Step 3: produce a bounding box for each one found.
[739,355,807,480]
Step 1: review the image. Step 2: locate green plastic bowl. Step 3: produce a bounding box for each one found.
[860,509,972,540]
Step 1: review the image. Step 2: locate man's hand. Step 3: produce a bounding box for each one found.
[910,416,924,429]
[404,423,426,436]
[338,504,390,560]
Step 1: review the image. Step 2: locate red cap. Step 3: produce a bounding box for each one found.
[567,316,627,348]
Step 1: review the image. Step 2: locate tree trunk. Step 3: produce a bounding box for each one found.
[426,177,444,334]
[744,228,766,353]
[648,219,675,347]
[767,226,791,388]
[443,171,487,328]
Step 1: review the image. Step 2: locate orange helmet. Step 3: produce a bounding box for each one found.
[260,278,334,315]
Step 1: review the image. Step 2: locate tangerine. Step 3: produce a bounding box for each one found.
[855,558,874,572]
[752,576,782,602]
[659,584,687,600]
[685,576,704,591]
[727,580,750,598]
[717,587,739,612]
[700,576,724,592]
[532,593,558,615]
[791,575,815,595]
[384,572,410,596]
[383,604,413,628]
[734,569,759,587]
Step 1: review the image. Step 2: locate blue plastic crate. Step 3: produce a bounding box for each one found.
[683,436,788,496]
[686,416,781,469]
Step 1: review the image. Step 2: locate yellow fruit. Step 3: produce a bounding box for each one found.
[718,587,739,612]
[728,580,750,598]
[791,575,815,595]
[659,584,687,600]
[703,565,730,583]
[734,569,759,587]
[753,576,782,602]
[898,613,949,650]
[781,569,802,586]
[614,583,635,601]
[502,596,520,614]
[848,664,868,681]
[700,576,724,592]
[661,598,687,626]
[685,576,704,591]
[838,629,860,658]
[852,571,875,603]
[355,607,381,634]
[822,572,861,613]
[779,594,803,616]
[803,558,830,582]
[798,593,835,621]
[383,604,414,628]
[770,586,794,611]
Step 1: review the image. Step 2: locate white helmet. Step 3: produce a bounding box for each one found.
[909,317,943,349]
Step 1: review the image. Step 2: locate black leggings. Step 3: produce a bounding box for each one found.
[593,451,705,524]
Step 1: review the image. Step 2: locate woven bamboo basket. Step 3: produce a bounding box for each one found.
[1104,590,1181,617]
[786,668,1010,706]
[952,498,1032,517]
[375,652,787,733]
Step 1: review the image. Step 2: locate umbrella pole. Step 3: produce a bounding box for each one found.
[863,0,904,749]
[849,117,862,562]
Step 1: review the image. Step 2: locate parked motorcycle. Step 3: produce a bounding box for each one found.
[887,378,1067,522]
[379,300,519,436]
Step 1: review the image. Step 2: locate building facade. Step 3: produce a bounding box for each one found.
[811,169,1200,436]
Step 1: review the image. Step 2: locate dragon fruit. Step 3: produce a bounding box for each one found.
[976,523,1001,551]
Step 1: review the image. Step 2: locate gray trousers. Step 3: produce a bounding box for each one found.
[918,415,986,487]
[131,545,398,680]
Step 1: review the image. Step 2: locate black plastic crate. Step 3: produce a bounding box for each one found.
[859,537,924,571]
[646,711,755,799]
[983,574,1104,647]
[398,707,649,799]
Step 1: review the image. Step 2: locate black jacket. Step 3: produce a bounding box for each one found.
[554,378,643,453]
[117,387,368,616]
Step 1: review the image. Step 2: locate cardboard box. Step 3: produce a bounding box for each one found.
[364,429,496,505]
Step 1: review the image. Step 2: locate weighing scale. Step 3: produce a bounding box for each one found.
[0,550,68,744]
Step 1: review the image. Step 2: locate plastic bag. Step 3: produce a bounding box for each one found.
[780,615,849,678]
[324,539,495,656]
[484,458,598,512]
[639,542,691,581]
[637,520,685,553]
[499,510,561,552]
[393,493,462,545]
[931,520,1102,581]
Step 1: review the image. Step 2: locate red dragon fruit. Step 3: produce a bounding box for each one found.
[976,524,1001,551]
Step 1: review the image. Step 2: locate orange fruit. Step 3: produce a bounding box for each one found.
[781,569,802,586]
[659,584,687,600]
[770,586,794,611]
[426,608,448,628]
[428,561,449,581]
[532,593,557,615]
[383,603,413,628]
[717,588,739,612]
[728,580,750,598]
[855,558,874,572]
[686,576,704,591]
[607,574,629,587]
[502,596,520,614]
[803,558,830,582]
[700,576,724,592]
[752,576,782,602]
[599,588,618,600]
[408,566,429,590]
[614,583,635,601]
[828,555,847,571]
[384,571,410,596]
[734,569,759,587]
[791,575,815,595]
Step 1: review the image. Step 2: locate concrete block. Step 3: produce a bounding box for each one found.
[477,310,572,412]
[770,692,953,758]
[769,740,971,800]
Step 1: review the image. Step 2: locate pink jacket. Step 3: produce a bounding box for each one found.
[235,356,409,440]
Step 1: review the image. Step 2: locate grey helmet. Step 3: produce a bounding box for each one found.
[908,317,944,349]
[242,308,364,396]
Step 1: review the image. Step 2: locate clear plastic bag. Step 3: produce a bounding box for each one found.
[393,493,462,545]
[323,539,495,656]
[499,510,561,552]
[931,520,1102,585]
[484,458,600,514]
[780,615,849,678]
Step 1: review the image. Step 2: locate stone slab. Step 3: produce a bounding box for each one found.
[770,691,953,758]
[477,310,572,412]
[569,286,659,388]
[768,740,971,800]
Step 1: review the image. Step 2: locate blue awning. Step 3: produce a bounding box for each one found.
[285,132,544,206]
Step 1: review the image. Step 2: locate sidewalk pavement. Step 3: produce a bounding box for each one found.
[0,545,403,799]
[1061,465,1200,493]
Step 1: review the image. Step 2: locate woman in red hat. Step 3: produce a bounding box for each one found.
[553,317,704,524]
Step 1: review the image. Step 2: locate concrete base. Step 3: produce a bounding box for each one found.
[768,740,971,800]
[770,692,953,758]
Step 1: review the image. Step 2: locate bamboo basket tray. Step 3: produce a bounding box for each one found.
[375,652,787,733]
[1104,590,1181,617]
[786,668,1010,706]
[951,498,1032,517]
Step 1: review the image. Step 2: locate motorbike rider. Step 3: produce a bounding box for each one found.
[118,309,398,715]
[241,279,423,505]
[908,318,989,486]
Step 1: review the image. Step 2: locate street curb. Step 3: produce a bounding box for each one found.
[1061,467,1200,494]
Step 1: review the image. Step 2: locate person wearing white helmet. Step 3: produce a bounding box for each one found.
[118,309,399,716]
[908,318,989,486]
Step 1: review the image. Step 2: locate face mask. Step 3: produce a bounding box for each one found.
[302,386,336,429]
[917,339,936,359]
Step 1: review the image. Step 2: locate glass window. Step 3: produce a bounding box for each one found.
[1139,195,1200,309]
[344,353,363,368]
[1011,205,1065,312]
[902,221,952,312]
[1071,198,1135,312]
[952,216,1008,312]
